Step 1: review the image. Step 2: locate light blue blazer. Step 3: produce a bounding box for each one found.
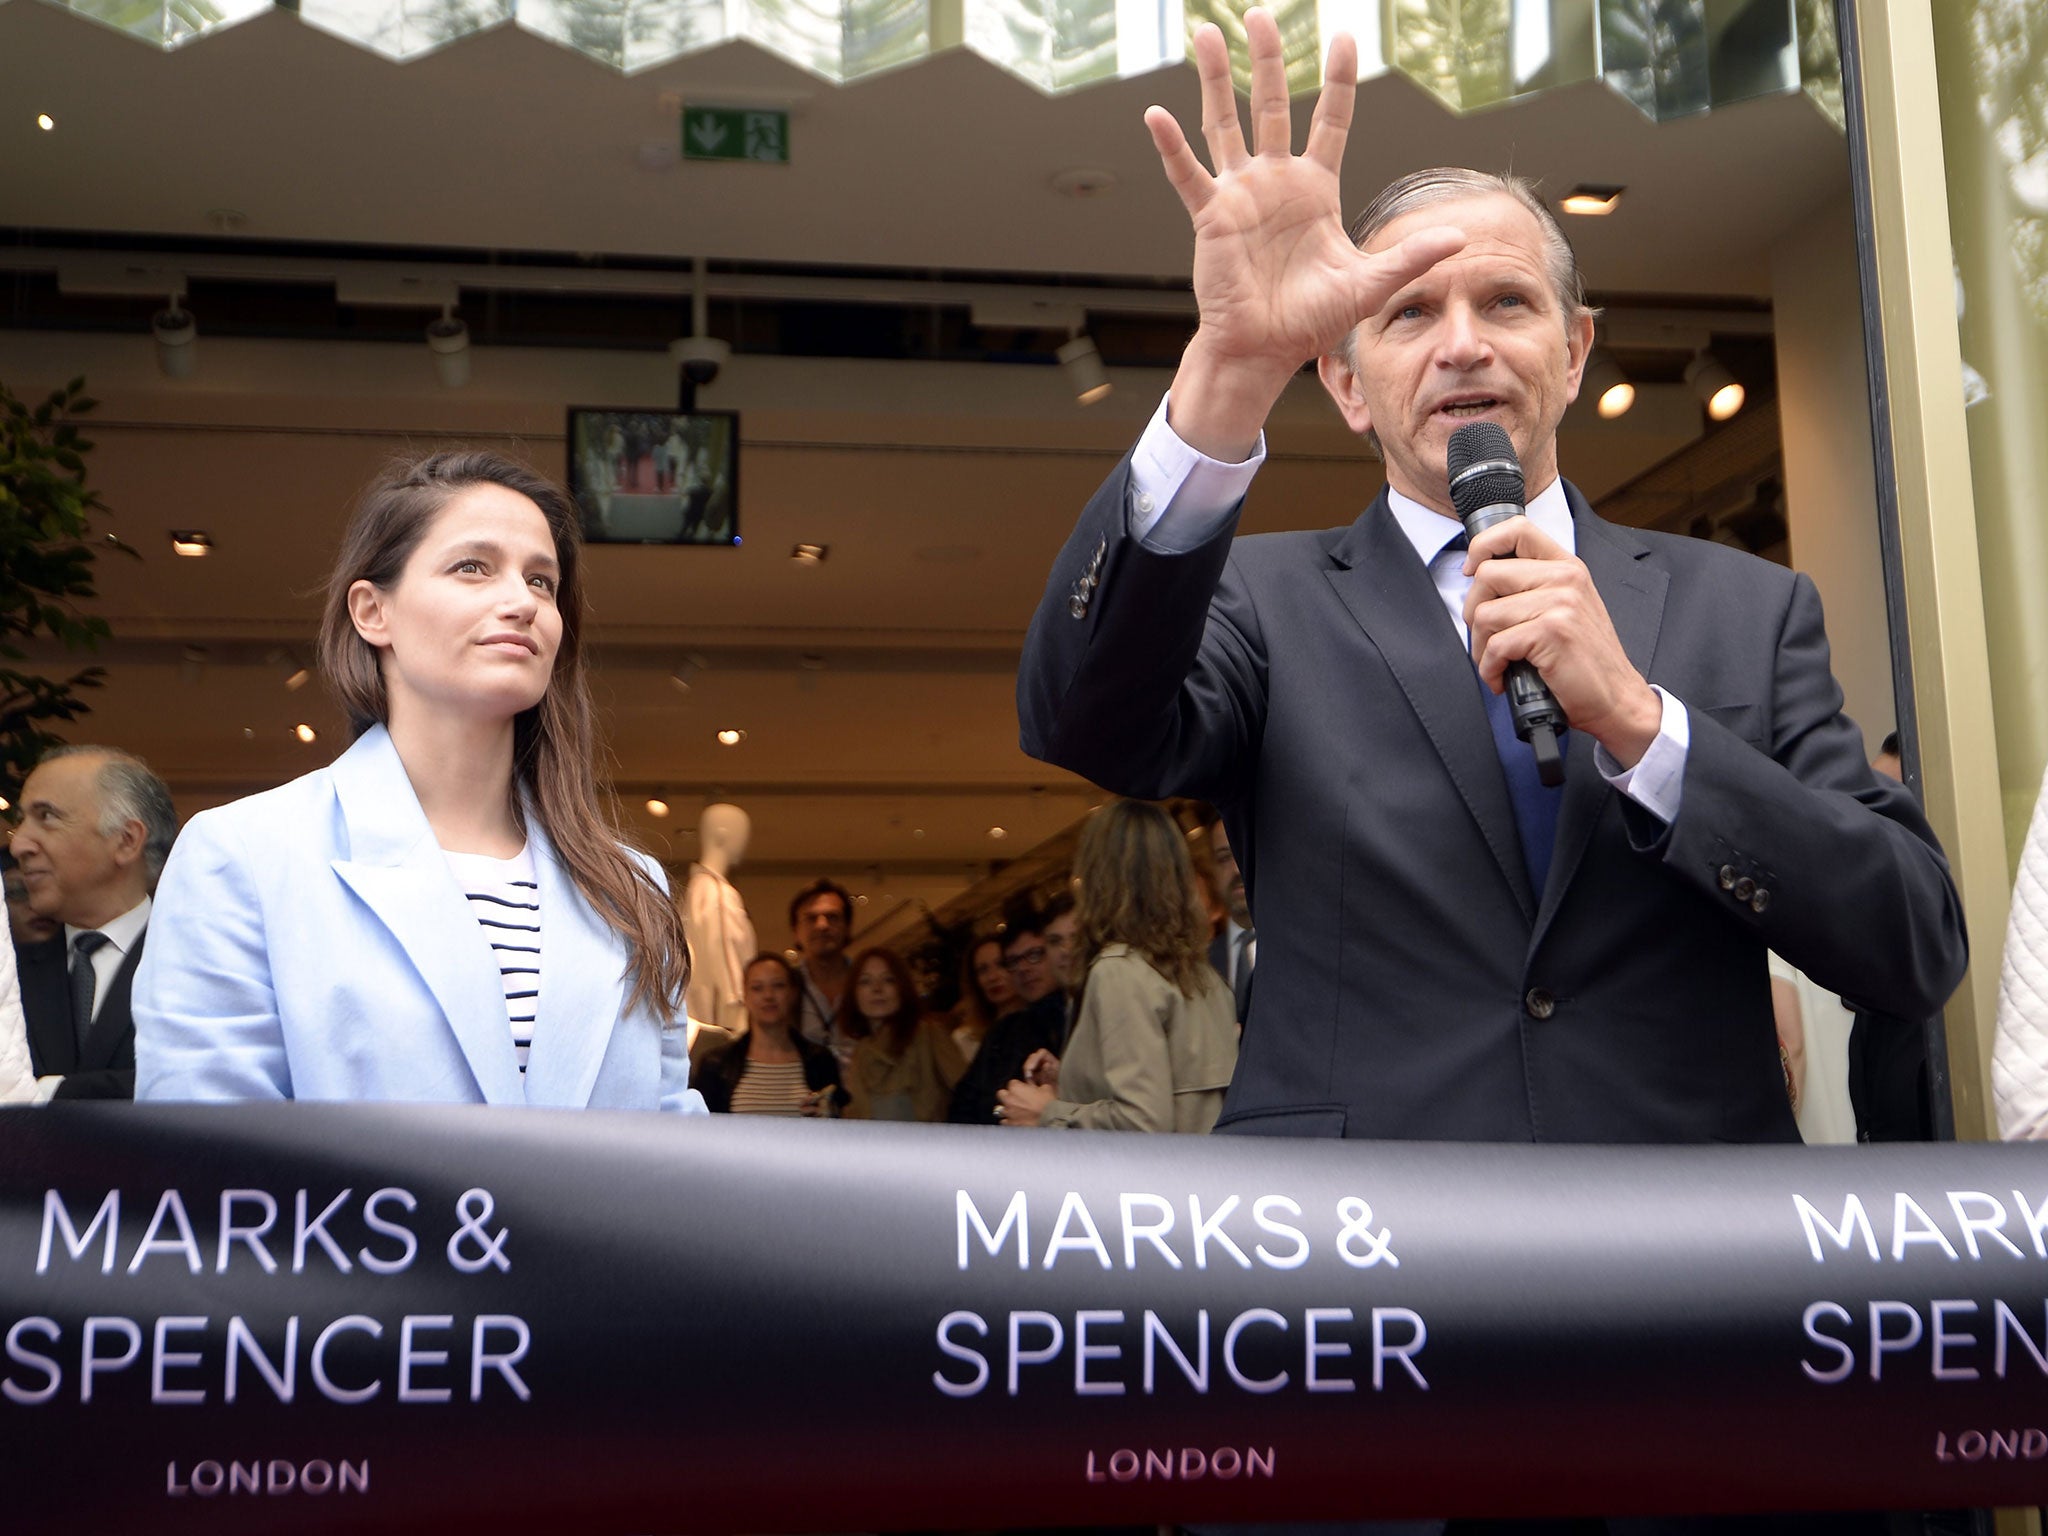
[134,725,703,1112]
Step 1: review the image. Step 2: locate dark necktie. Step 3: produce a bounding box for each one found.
[1232,927,1256,1020]
[1446,532,1567,899]
[69,931,110,1050]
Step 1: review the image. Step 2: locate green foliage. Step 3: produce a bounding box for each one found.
[0,376,134,806]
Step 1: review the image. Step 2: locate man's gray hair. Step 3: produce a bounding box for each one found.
[40,745,180,887]
[1347,167,1592,327]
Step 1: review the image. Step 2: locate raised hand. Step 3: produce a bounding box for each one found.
[1150,8,1467,460]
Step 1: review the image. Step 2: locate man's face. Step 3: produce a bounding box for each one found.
[1043,911,1082,991]
[793,892,849,965]
[1208,823,1252,928]
[8,754,142,928]
[1317,193,1593,517]
[4,868,60,947]
[1003,931,1055,1004]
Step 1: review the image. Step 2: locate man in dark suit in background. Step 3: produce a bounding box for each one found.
[7,745,177,1101]
[1016,10,1965,1144]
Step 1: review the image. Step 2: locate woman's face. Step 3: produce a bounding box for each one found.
[350,483,564,726]
[855,956,902,1021]
[745,963,794,1028]
[974,941,1016,1008]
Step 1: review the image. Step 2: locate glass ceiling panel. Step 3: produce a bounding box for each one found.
[299,0,513,60]
[26,0,1847,129]
[35,0,271,47]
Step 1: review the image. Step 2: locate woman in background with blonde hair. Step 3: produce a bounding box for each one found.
[996,799,1236,1133]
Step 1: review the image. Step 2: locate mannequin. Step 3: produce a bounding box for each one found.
[682,804,757,1032]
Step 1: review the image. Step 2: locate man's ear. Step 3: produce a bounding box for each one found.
[1561,309,1596,405]
[347,579,392,650]
[1316,349,1376,438]
[107,816,147,871]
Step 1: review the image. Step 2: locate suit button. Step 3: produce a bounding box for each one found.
[1733,876,1756,902]
[1524,988,1556,1020]
[1750,889,1771,914]
[1718,865,1736,890]
[1068,595,1088,620]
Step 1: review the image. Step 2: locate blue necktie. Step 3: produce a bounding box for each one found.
[1448,532,1567,899]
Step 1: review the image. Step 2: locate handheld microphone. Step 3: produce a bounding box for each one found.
[1446,421,1566,788]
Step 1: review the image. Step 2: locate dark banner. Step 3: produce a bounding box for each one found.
[2,1106,2046,1531]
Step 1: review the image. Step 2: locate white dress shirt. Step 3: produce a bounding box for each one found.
[1125,391,1689,823]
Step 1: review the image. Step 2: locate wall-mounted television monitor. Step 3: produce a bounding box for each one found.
[566,408,738,546]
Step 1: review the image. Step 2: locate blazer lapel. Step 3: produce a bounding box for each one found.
[1529,489,1670,953]
[326,726,525,1106]
[1325,493,1537,922]
[519,821,629,1109]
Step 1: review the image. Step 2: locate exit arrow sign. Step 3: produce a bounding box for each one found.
[682,107,789,164]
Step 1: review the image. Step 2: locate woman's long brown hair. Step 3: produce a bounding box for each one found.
[317,449,689,1019]
[839,945,922,1055]
[1074,799,1220,1001]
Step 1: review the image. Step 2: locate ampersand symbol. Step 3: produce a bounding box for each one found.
[447,1188,511,1274]
[1336,1197,1398,1268]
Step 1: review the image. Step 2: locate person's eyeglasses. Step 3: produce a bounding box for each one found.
[1003,946,1048,971]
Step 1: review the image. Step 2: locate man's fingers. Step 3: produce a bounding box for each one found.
[1194,23,1249,172]
[1462,515,1568,572]
[1355,223,1468,314]
[1146,105,1216,216]
[1245,6,1292,157]
[1303,31,1357,173]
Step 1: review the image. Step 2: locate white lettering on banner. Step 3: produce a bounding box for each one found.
[1800,1298,2048,1383]
[38,1190,119,1274]
[35,1187,437,1276]
[1084,1446,1276,1482]
[166,1458,370,1497]
[1794,1189,2048,1264]
[953,1189,1401,1272]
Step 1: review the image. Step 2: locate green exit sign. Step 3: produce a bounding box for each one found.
[682,107,789,164]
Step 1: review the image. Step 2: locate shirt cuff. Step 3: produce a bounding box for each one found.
[1595,686,1689,824]
[1129,391,1266,553]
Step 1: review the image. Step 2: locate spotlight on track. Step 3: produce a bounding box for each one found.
[426,305,471,388]
[1585,350,1634,419]
[1686,350,1745,422]
[1058,332,1112,406]
[152,301,197,379]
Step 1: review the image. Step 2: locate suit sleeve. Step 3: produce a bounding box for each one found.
[1017,453,1268,806]
[1635,570,1967,1021]
[1042,959,1176,1133]
[133,810,292,1101]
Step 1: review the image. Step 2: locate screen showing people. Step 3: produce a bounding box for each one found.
[567,409,737,547]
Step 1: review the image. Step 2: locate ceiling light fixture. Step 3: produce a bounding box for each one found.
[1560,184,1624,216]
[169,530,214,557]
[1058,333,1113,405]
[716,728,745,746]
[36,114,54,132]
[645,797,671,818]
[1584,351,1635,419]
[294,723,318,744]
[790,543,828,565]
[1686,350,1746,421]
[988,826,1008,841]
[426,305,471,388]
[152,300,197,379]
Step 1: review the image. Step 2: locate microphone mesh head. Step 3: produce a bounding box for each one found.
[1446,421,1524,521]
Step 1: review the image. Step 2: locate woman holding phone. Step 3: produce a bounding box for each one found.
[135,450,700,1111]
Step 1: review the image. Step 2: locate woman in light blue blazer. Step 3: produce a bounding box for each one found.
[136,450,702,1112]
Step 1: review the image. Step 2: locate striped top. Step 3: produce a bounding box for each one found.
[444,845,541,1075]
[727,1059,809,1116]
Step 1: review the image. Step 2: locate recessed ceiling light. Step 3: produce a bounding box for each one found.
[294,723,317,744]
[790,543,828,565]
[285,667,310,691]
[170,531,214,557]
[645,797,671,818]
[716,728,745,746]
[1560,185,1624,216]
[912,828,925,839]
[988,826,1008,840]
[0,795,10,811]
[35,114,54,132]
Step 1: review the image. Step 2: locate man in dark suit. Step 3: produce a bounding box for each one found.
[8,746,178,1101]
[1017,11,1965,1145]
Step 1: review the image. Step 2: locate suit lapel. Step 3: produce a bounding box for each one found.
[327,726,525,1106]
[1529,490,1670,953]
[1324,493,1536,922]
[520,823,628,1110]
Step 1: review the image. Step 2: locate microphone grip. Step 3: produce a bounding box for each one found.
[1505,658,1567,787]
